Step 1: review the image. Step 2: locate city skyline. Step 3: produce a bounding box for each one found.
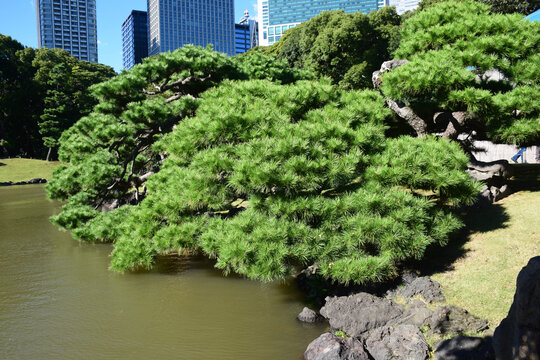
[0,0,257,72]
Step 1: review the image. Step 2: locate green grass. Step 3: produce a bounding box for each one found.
[0,158,62,182]
[430,191,540,328]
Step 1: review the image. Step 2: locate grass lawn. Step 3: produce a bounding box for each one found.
[0,158,62,182]
[429,190,540,328]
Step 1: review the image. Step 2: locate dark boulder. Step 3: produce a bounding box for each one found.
[493,256,540,360]
[392,300,434,328]
[434,336,494,360]
[467,160,512,183]
[304,332,370,360]
[387,276,445,304]
[298,307,323,323]
[365,324,430,360]
[0,181,13,186]
[320,293,403,337]
[28,178,47,184]
[428,305,489,336]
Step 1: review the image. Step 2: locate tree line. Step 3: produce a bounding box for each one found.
[0,35,115,160]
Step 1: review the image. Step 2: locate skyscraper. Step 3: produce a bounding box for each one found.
[147,0,235,57]
[235,10,259,55]
[258,0,384,46]
[122,10,149,70]
[35,0,98,63]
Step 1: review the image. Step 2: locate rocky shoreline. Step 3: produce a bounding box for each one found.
[299,256,540,360]
[0,178,47,186]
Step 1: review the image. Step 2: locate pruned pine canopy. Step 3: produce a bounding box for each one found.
[47,45,479,285]
[380,1,539,145]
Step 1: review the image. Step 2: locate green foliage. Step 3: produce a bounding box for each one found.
[0,35,41,157]
[94,80,477,285]
[0,36,115,159]
[233,50,314,83]
[385,0,540,145]
[334,330,350,338]
[33,49,115,160]
[47,46,311,240]
[49,46,479,286]
[418,0,539,14]
[264,8,401,89]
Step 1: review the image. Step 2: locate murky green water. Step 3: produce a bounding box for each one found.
[0,185,326,359]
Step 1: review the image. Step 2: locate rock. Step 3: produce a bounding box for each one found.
[401,270,419,284]
[298,307,322,323]
[365,324,430,360]
[28,178,46,184]
[388,276,445,303]
[304,332,370,360]
[434,336,494,360]
[467,160,512,183]
[493,184,510,202]
[0,181,13,186]
[393,300,434,328]
[320,293,403,337]
[428,305,489,336]
[473,184,496,207]
[493,256,540,360]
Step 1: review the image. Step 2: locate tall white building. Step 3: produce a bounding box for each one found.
[35,0,98,62]
[388,0,420,15]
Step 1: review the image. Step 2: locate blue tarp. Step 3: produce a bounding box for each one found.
[525,9,540,22]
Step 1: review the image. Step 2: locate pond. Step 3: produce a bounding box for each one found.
[0,185,326,359]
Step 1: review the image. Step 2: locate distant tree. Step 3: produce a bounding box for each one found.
[33,48,116,160]
[39,63,71,161]
[482,0,539,15]
[0,35,41,157]
[418,0,539,14]
[375,0,540,147]
[0,37,115,159]
[262,8,401,89]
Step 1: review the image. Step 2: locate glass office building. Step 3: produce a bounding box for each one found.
[235,10,258,55]
[35,0,98,62]
[122,10,149,70]
[258,0,384,46]
[147,0,235,57]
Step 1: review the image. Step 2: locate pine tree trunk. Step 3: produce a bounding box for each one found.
[46,147,52,162]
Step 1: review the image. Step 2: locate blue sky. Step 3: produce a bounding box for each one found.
[0,0,258,72]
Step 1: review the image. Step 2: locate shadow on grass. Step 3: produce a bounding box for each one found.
[415,203,510,277]
[0,162,5,166]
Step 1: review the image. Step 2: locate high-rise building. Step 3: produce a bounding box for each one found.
[35,0,98,62]
[258,0,384,46]
[147,0,235,57]
[122,10,149,70]
[235,10,259,55]
[388,0,420,14]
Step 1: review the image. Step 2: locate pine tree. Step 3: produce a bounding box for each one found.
[47,46,479,284]
[375,0,539,147]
